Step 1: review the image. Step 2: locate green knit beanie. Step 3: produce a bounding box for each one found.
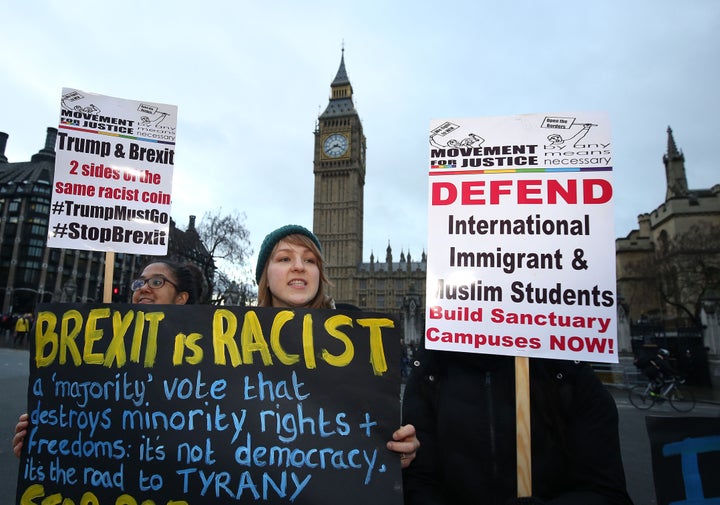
[255,224,322,284]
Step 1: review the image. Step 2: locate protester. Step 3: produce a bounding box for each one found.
[402,348,634,505]
[131,259,205,305]
[1,313,13,340]
[12,259,203,457]
[255,224,420,468]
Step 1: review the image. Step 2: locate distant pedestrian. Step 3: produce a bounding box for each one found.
[12,314,30,347]
[0,314,12,341]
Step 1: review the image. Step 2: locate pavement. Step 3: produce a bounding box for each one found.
[692,385,720,404]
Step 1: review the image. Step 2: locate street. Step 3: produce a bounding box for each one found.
[610,384,719,504]
[0,346,718,504]
[0,347,30,503]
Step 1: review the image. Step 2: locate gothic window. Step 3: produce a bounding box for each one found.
[657,230,669,256]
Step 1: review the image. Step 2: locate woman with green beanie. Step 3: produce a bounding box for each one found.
[255,224,333,309]
[255,224,420,468]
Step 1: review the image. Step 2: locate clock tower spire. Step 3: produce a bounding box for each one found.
[313,49,366,305]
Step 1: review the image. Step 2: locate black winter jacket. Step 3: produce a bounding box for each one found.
[402,350,634,505]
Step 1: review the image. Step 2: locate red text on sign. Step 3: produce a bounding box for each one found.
[431,178,612,206]
[549,335,614,354]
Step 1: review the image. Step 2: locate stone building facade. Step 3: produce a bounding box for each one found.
[616,127,720,386]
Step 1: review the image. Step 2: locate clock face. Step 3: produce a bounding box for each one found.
[323,133,349,158]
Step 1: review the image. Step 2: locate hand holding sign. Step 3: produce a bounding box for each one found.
[17,304,403,505]
[402,112,632,504]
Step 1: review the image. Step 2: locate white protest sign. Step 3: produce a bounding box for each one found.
[425,112,617,363]
[47,88,177,255]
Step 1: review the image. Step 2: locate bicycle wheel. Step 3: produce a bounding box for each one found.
[628,384,655,410]
[669,385,696,412]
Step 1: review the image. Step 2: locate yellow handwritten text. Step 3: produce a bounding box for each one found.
[201,310,394,374]
[34,309,164,368]
[34,307,394,375]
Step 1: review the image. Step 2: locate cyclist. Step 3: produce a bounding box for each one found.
[635,348,679,393]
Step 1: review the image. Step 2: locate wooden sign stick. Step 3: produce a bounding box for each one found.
[515,355,532,497]
[102,251,115,303]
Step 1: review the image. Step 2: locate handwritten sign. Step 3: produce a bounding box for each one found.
[47,88,177,254]
[16,304,403,504]
[425,112,617,362]
[646,416,720,504]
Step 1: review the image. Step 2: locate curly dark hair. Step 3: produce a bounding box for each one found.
[139,259,206,304]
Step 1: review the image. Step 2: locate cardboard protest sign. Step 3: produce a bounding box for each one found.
[16,304,403,505]
[47,88,176,254]
[646,416,720,504]
[425,112,617,362]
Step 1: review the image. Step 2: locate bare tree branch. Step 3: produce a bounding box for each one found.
[196,209,255,305]
[626,223,720,326]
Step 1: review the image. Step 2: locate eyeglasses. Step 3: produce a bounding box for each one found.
[130,276,178,292]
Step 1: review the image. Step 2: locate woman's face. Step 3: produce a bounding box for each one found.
[131,263,188,305]
[266,239,320,308]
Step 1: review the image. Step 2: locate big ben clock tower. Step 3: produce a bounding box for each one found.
[313,49,366,305]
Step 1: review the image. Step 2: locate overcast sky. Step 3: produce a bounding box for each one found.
[3,0,718,282]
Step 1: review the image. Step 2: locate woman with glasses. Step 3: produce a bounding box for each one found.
[131,260,204,305]
[12,259,204,457]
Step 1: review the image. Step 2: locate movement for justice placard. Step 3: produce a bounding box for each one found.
[47,88,177,254]
[17,304,402,505]
[425,113,617,362]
